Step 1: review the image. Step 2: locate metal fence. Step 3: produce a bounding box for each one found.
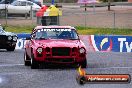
[0,6,132,28]
[43,0,78,3]
[60,10,132,28]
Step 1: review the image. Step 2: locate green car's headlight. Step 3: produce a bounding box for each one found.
[13,36,17,41]
[8,36,12,40]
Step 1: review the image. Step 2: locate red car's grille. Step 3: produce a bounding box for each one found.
[52,47,70,56]
[46,58,74,63]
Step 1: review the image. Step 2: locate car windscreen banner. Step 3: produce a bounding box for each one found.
[90,35,132,52]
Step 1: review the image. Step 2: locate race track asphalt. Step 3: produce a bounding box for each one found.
[0,49,132,88]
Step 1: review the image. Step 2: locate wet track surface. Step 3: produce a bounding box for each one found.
[0,49,132,88]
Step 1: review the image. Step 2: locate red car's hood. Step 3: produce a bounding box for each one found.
[34,39,82,48]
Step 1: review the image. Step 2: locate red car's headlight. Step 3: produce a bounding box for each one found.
[79,48,86,54]
[37,47,43,54]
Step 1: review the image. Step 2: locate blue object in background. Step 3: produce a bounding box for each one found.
[15,33,30,49]
[91,35,132,52]
[51,0,54,4]
[17,33,30,39]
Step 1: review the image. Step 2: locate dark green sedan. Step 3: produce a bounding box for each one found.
[0,25,17,51]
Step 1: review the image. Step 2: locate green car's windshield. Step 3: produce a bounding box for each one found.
[0,26,5,34]
[35,28,79,40]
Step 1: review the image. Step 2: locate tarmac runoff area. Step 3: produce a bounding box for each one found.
[0,49,131,88]
[0,5,132,87]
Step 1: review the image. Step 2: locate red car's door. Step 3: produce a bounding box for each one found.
[26,34,35,58]
[27,32,36,58]
[28,41,32,57]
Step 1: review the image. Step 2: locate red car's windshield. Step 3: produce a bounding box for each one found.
[34,28,79,40]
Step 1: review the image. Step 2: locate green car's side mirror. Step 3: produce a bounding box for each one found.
[3,27,5,30]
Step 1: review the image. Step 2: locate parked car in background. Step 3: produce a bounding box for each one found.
[0,0,41,15]
[0,0,3,3]
[0,0,15,4]
[24,26,87,69]
[27,0,41,7]
[0,0,42,6]
[0,24,17,51]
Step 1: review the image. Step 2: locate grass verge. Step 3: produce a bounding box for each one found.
[4,25,132,35]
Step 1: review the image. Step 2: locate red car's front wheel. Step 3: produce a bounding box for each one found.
[24,52,31,66]
[31,54,39,69]
[78,59,87,68]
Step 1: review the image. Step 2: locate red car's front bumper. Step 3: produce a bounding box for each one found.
[35,55,86,64]
[33,48,86,64]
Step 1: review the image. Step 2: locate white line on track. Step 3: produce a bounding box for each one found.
[0,77,2,83]
[90,67,132,69]
[0,64,24,67]
[108,66,132,69]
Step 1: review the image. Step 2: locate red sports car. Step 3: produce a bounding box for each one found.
[24,26,87,69]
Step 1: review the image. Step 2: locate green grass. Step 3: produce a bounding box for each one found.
[4,25,132,35]
[76,26,132,35]
[5,25,34,33]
